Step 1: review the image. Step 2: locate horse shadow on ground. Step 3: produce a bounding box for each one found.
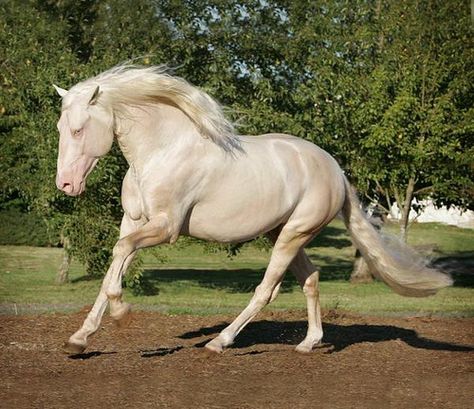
[140,345,183,358]
[67,321,472,360]
[68,351,117,360]
[178,320,474,353]
[68,347,183,360]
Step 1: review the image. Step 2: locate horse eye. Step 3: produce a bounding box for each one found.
[72,128,83,137]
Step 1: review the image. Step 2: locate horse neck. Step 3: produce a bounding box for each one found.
[114,102,203,170]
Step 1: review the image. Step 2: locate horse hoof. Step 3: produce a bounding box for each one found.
[114,312,132,328]
[112,304,132,328]
[62,341,87,355]
[295,344,313,354]
[204,339,224,354]
[295,338,321,354]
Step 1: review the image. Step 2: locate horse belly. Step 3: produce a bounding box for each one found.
[185,207,284,243]
[185,185,295,243]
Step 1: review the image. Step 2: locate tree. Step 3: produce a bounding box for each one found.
[0,0,128,283]
[284,0,472,282]
[0,0,78,230]
[289,0,473,241]
[352,0,474,241]
[2,0,471,288]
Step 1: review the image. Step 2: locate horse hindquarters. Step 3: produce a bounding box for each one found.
[341,178,452,297]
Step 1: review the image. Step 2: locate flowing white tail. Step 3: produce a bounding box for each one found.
[341,178,453,297]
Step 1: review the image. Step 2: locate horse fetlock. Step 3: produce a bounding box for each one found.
[106,290,123,301]
[219,330,235,346]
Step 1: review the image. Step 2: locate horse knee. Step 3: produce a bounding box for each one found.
[105,277,123,300]
[254,282,283,307]
[113,237,134,258]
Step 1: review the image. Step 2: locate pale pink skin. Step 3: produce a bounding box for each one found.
[55,84,113,196]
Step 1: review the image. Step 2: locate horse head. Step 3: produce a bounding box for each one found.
[53,84,114,196]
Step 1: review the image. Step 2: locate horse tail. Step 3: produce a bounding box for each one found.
[341,177,453,297]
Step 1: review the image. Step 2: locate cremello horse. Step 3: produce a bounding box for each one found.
[54,65,452,354]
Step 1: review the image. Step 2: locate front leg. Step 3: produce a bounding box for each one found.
[63,214,171,354]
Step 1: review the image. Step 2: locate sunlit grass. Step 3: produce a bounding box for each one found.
[0,221,473,316]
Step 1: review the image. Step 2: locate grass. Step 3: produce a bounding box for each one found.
[0,220,473,317]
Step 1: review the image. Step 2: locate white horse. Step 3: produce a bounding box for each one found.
[53,65,452,354]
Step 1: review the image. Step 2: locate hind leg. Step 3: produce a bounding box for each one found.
[205,227,312,353]
[290,250,323,353]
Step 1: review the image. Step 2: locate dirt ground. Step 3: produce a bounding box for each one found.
[0,309,473,409]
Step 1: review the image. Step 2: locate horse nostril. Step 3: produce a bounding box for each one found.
[60,182,73,193]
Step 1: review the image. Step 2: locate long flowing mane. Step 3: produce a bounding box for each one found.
[68,65,240,151]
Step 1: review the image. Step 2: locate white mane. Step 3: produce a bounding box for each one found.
[68,65,241,152]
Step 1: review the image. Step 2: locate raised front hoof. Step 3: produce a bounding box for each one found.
[204,338,225,354]
[111,303,132,328]
[62,341,87,355]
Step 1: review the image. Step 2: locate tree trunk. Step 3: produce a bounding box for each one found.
[56,235,71,284]
[399,177,416,242]
[350,250,373,283]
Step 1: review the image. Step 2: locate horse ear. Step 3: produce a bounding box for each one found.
[53,84,68,98]
[88,85,100,105]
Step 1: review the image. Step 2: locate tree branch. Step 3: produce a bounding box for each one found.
[414,185,434,195]
[363,192,391,214]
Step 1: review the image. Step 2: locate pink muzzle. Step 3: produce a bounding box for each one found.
[56,156,98,196]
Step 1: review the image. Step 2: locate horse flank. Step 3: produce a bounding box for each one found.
[65,65,241,152]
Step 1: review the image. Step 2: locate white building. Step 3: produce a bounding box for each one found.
[389,200,474,229]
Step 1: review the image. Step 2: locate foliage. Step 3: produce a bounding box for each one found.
[0,0,77,206]
[288,0,473,238]
[357,1,474,228]
[1,0,472,287]
[0,207,59,247]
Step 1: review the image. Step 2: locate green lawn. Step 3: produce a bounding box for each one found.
[0,220,473,316]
